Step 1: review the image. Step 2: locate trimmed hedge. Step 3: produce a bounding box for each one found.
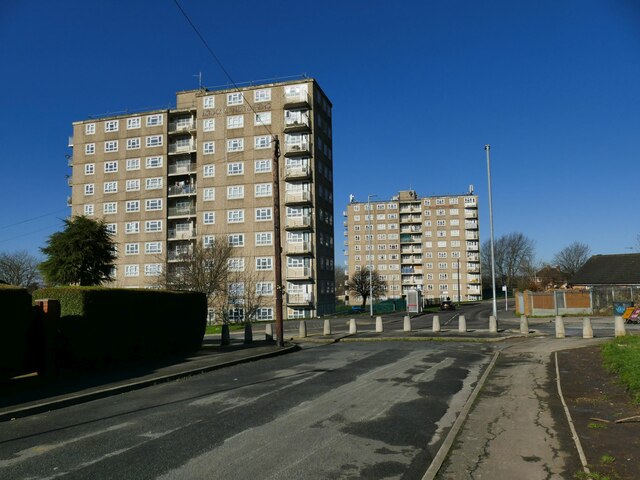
[0,285,35,379]
[32,287,207,367]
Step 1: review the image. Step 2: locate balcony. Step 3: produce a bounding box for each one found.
[286,266,313,280]
[285,216,312,230]
[468,286,482,294]
[401,255,422,264]
[168,162,197,175]
[66,196,72,207]
[283,92,310,108]
[68,136,74,148]
[467,264,481,273]
[399,205,420,213]
[467,253,480,262]
[284,191,312,205]
[400,234,422,244]
[465,220,479,229]
[400,215,422,224]
[66,156,73,167]
[465,210,478,219]
[168,228,196,240]
[284,165,311,180]
[466,241,480,251]
[167,250,193,262]
[67,177,72,187]
[168,206,196,218]
[284,114,310,132]
[286,241,313,255]
[284,141,312,157]
[465,231,479,240]
[168,183,196,197]
[286,292,314,306]
[168,120,195,134]
[401,246,422,254]
[168,140,196,154]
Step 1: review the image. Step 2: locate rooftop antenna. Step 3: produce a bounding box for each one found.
[194,72,203,89]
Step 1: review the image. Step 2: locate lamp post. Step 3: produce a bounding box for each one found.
[457,259,461,306]
[485,144,498,328]
[367,194,377,317]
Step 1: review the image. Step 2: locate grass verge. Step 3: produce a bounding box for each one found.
[601,334,640,404]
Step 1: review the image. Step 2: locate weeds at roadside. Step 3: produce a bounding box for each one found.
[588,422,607,429]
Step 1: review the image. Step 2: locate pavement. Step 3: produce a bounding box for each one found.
[1,309,637,479]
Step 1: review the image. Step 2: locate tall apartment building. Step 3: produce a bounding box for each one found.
[343,189,481,304]
[67,78,336,319]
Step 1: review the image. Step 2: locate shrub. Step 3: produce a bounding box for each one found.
[0,285,35,379]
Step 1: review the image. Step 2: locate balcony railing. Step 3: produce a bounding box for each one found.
[68,136,74,147]
[285,216,312,229]
[465,210,478,219]
[284,141,311,156]
[284,165,311,180]
[168,120,195,133]
[168,250,193,261]
[286,242,312,255]
[284,191,312,204]
[467,253,480,262]
[168,184,196,196]
[168,141,196,154]
[286,266,313,279]
[465,231,479,240]
[168,206,196,217]
[168,163,197,175]
[284,115,310,131]
[283,92,310,107]
[168,228,196,240]
[465,220,479,229]
[67,156,73,167]
[286,293,314,305]
[401,255,422,264]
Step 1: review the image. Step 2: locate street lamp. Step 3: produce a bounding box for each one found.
[367,194,377,317]
[457,259,461,306]
[485,144,498,328]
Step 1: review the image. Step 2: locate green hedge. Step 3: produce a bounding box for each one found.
[33,287,207,367]
[0,285,35,379]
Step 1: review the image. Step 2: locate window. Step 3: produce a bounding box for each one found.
[145,177,162,190]
[255,207,272,221]
[227,115,244,129]
[125,265,139,277]
[203,96,215,109]
[104,141,118,153]
[255,183,272,197]
[227,138,244,152]
[127,138,140,150]
[256,283,273,296]
[228,234,245,247]
[146,114,163,126]
[85,123,95,135]
[203,141,215,154]
[228,258,245,272]
[127,158,140,170]
[256,257,273,270]
[203,235,215,247]
[227,209,244,223]
[146,156,162,168]
[255,159,271,173]
[105,223,116,234]
[255,232,272,246]
[203,187,215,201]
[125,222,140,234]
[254,136,271,149]
[84,164,95,175]
[203,164,215,177]
[84,184,94,196]
[227,92,242,105]
[84,204,94,216]
[127,117,141,129]
[145,242,162,254]
[227,162,244,175]
[103,202,117,214]
[125,243,139,255]
[254,112,271,126]
[227,185,244,199]
[126,179,140,191]
[203,212,215,224]
[126,200,140,212]
[85,143,95,155]
[436,209,446,216]
[254,89,271,102]
[144,264,162,276]
[146,135,163,147]
[104,161,118,173]
[104,181,117,194]
[145,198,162,211]
[436,198,445,205]
[104,120,119,132]
[145,220,162,232]
[203,119,215,131]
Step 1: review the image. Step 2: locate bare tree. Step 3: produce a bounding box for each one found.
[211,268,268,324]
[334,265,347,301]
[553,241,591,278]
[481,232,536,290]
[0,250,41,289]
[346,268,387,308]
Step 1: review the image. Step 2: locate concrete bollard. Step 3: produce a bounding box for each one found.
[244,323,253,344]
[376,316,383,333]
[404,315,412,332]
[615,316,626,337]
[299,320,307,338]
[323,319,332,335]
[520,315,529,334]
[221,324,230,346]
[555,315,565,338]
[432,315,441,332]
[458,315,467,333]
[265,323,274,341]
[489,315,497,333]
[349,318,357,334]
[582,317,593,339]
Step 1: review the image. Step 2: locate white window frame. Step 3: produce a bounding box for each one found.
[255,183,272,197]
[203,164,215,177]
[203,212,215,224]
[127,117,141,130]
[125,243,139,255]
[126,138,140,150]
[85,123,95,135]
[104,120,119,132]
[203,187,215,201]
[104,140,118,153]
[104,161,118,173]
[227,162,244,175]
[254,89,271,102]
[203,118,215,132]
[146,156,163,169]
[203,96,215,109]
[226,115,244,129]
[146,114,163,127]
[227,185,244,200]
[255,159,271,173]
[145,177,163,190]
[254,135,271,149]
[227,209,245,224]
[227,92,242,105]
[145,198,163,211]
[126,158,140,171]
[146,135,163,148]
[145,220,162,232]
[126,200,140,213]
[84,184,94,196]
[255,257,273,271]
[203,141,215,155]
[125,222,140,234]
[255,232,272,246]
[255,207,272,221]
[103,202,117,214]
[227,138,244,152]
[145,242,162,254]
[103,181,118,194]
[85,143,95,155]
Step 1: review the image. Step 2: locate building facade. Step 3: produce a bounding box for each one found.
[343,189,481,304]
[68,78,335,319]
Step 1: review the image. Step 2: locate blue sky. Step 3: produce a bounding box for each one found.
[0,0,638,267]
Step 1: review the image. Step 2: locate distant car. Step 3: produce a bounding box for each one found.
[440,300,455,311]
[351,306,365,313]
